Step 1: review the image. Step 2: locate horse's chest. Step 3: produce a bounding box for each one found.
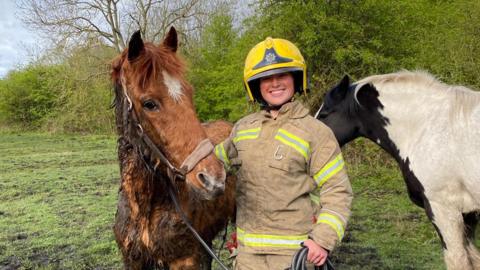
[405,151,459,190]
[144,208,198,260]
[398,158,426,207]
[401,156,480,212]
[145,207,192,242]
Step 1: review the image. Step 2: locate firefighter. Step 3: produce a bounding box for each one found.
[215,37,353,269]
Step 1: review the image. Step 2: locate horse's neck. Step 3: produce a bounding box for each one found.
[372,83,447,160]
[118,145,184,216]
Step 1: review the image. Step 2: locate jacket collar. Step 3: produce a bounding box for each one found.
[279,100,310,119]
[250,100,310,123]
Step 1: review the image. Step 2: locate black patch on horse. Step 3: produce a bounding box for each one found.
[463,211,479,243]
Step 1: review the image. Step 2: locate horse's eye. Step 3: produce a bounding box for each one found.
[142,100,158,111]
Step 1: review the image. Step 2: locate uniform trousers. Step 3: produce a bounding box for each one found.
[234,252,315,270]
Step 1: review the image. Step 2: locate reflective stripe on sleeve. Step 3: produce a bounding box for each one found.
[313,154,345,187]
[237,227,308,249]
[214,143,230,167]
[316,213,345,240]
[233,127,261,143]
[274,128,310,159]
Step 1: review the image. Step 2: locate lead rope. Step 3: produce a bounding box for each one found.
[290,246,335,270]
[166,174,230,270]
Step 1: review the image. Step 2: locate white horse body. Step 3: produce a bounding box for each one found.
[319,71,480,270]
[357,72,480,269]
[364,77,480,208]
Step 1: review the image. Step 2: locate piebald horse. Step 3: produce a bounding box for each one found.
[111,27,235,269]
[315,71,479,270]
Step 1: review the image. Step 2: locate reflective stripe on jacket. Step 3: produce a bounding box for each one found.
[216,101,353,255]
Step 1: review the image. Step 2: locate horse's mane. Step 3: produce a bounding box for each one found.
[357,70,479,95]
[356,70,480,118]
[357,70,442,89]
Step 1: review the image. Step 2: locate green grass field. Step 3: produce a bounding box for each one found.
[0,133,476,269]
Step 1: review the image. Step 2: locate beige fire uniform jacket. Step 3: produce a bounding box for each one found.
[215,100,353,255]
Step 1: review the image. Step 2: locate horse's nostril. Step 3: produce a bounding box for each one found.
[196,172,224,194]
[197,172,209,186]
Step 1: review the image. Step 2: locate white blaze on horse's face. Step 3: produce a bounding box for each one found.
[162,71,184,103]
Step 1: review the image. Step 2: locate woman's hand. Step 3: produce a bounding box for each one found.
[303,239,328,266]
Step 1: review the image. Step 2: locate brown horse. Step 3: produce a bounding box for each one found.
[111,27,235,269]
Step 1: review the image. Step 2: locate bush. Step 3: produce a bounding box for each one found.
[45,43,116,134]
[187,13,253,123]
[0,65,64,129]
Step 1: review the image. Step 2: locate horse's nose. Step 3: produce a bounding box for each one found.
[196,171,225,197]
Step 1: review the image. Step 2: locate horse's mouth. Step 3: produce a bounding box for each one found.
[188,176,225,201]
[188,169,226,200]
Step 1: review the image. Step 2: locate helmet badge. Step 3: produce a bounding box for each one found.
[265,52,276,64]
[253,48,293,70]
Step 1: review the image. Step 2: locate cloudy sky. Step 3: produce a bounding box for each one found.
[0,0,39,78]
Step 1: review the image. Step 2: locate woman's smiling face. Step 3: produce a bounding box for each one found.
[259,72,295,106]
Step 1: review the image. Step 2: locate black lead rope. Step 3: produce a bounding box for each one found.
[166,176,230,270]
[290,246,335,270]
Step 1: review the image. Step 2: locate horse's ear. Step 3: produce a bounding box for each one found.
[331,75,350,102]
[339,75,350,91]
[355,83,380,110]
[111,56,123,82]
[128,30,144,62]
[162,27,178,52]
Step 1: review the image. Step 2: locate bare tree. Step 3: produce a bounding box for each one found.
[18,0,229,52]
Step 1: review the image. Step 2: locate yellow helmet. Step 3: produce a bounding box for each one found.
[243,37,307,103]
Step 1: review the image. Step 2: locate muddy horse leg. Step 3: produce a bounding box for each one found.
[114,192,156,270]
[168,249,214,270]
[428,201,473,270]
[200,249,213,270]
[169,255,202,270]
[123,259,156,270]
